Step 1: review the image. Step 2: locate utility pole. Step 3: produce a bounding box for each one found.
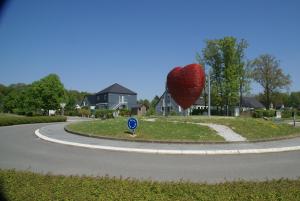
[208,69,211,117]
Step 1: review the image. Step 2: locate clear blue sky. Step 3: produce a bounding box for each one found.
[0,0,299,100]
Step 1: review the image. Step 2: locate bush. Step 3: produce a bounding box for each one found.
[252,109,275,118]
[79,108,91,117]
[119,109,131,117]
[0,115,67,126]
[95,109,114,119]
[281,109,298,118]
[191,108,207,115]
[1,169,300,201]
[65,109,80,116]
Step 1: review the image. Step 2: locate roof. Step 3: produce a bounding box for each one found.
[193,96,205,105]
[96,83,137,95]
[241,97,265,109]
[83,95,97,105]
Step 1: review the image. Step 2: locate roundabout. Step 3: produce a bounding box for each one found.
[1,118,300,183]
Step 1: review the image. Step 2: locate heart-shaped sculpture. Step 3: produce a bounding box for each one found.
[167,64,205,110]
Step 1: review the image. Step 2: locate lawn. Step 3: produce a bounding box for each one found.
[163,116,300,140]
[1,169,300,201]
[66,117,224,142]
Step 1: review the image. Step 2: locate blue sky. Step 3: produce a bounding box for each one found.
[0,0,299,100]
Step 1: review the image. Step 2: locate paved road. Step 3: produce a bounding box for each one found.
[1,123,300,183]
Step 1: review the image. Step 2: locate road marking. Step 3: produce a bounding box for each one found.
[35,129,300,155]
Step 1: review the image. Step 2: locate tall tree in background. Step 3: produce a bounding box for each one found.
[200,36,249,114]
[251,54,291,109]
[26,74,65,115]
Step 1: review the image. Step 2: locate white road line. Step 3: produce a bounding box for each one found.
[35,129,300,155]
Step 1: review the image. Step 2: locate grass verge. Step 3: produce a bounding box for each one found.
[163,116,300,140]
[66,117,224,142]
[1,169,300,201]
[0,114,66,126]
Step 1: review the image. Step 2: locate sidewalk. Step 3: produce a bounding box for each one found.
[36,123,300,155]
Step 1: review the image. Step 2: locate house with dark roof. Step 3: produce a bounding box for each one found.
[81,83,137,110]
[240,97,265,111]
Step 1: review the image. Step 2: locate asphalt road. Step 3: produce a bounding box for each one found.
[1,123,300,183]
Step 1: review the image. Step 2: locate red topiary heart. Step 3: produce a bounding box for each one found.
[167,64,205,110]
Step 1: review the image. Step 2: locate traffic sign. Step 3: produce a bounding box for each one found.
[127,117,138,134]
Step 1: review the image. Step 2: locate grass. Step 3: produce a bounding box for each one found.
[163,116,300,140]
[66,117,224,142]
[1,169,300,201]
[0,113,67,126]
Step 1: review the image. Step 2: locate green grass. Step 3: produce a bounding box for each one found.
[163,116,300,140]
[0,113,67,126]
[1,169,300,201]
[66,117,224,142]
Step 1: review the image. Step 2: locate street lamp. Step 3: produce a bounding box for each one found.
[207,68,211,118]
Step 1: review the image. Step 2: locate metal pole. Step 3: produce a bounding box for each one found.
[208,69,211,117]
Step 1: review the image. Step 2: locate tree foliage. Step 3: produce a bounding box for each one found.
[251,54,291,109]
[200,36,249,113]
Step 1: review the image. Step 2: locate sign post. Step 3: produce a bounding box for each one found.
[127,117,138,135]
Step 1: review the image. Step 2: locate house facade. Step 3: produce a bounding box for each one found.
[81,83,137,110]
[155,91,195,115]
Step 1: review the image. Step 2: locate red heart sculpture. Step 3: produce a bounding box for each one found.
[167,64,205,110]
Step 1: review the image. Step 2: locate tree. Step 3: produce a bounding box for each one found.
[251,54,291,109]
[200,36,249,114]
[29,74,65,114]
[288,92,300,109]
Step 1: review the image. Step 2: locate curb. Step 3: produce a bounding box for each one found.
[35,129,300,155]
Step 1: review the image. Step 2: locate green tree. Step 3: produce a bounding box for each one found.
[200,37,249,114]
[29,74,65,114]
[288,92,300,108]
[251,54,291,109]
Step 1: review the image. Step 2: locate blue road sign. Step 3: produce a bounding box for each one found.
[127,117,138,131]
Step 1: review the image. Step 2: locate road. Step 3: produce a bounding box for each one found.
[1,123,300,183]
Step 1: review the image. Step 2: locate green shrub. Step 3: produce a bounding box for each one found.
[253,109,275,118]
[95,109,114,119]
[1,169,300,201]
[119,109,131,117]
[79,108,91,117]
[145,108,155,116]
[0,115,67,126]
[65,109,80,116]
[281,109,298,118]
[263,109,275,117]
[252,109,263,118]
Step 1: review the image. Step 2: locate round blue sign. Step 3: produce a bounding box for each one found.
[127,117,138,130]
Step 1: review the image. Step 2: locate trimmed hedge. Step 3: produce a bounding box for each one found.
[95,109,114,119]
[1,169,300,201]
[0,115,66,126]
[252,109,275,118]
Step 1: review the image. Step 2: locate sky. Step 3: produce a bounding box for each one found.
[0,0,299,100]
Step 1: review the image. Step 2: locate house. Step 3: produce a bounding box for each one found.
[240,97,265,111]
[81,83,137,110]
[131,104,148,116]
[155,91,184,115]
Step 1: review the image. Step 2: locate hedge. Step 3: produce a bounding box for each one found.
[0,115,67,126]
[252,109,275,118]
[1,169,300,201]
[95,109,114,119]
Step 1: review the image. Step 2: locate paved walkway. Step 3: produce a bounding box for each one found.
[36,122,300,155]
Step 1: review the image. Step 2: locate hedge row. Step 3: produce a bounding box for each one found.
[95,109,114,119]
[252,109,276,118]
[1,169,300,201]
[252,109,300,118]
[0,115,67,126]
